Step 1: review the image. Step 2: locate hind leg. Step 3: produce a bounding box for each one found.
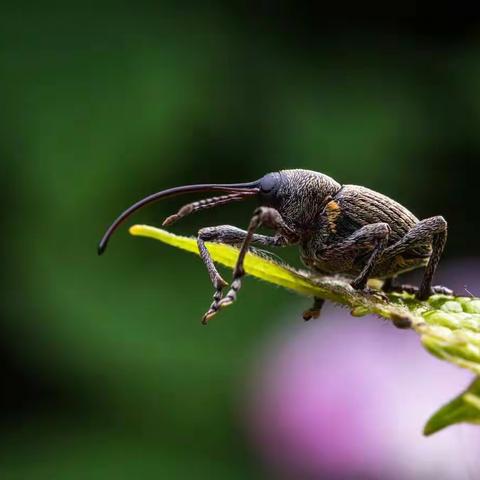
[381,216,448,300]
[383,278,453,296]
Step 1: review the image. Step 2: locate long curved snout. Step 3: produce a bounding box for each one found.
[97,181,260,255]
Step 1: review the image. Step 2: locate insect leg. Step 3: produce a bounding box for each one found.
[206,207,298,321]
[383,280,453,296]
[302,297,325,321]
[381,216,448,300]
[315,223,391,290]
[350,223,391,290]
[198,224,290,323]
[163,194,245,226]
[382,277,424,294]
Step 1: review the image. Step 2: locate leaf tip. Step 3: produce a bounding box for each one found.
[423,421,441,436]
[129,225,142,236]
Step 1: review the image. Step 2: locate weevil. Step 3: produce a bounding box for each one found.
[98,169,451,323]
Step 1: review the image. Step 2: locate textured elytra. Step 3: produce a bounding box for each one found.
[257,170,444,291]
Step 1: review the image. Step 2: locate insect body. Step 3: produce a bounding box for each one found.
[98,169,449,323]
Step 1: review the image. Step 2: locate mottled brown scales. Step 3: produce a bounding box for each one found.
[337,185,419,241]
[325,200,341,233]
[99,168,450,323]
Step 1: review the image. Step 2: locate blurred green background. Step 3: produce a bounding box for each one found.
[1,5,480,478]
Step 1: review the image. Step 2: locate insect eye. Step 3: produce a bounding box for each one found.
[259,173,279,194]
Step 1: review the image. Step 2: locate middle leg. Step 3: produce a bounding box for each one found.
[302,297,325,321]
[314,222,391,290]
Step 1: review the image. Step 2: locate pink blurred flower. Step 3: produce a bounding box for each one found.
[245,260,480,480]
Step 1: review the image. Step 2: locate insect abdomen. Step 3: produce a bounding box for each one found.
[334,185,419,243]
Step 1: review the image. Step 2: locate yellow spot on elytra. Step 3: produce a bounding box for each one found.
[326,200,341,233]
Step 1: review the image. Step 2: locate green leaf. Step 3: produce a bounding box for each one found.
[424,378,480,435]
[129,224,480,435]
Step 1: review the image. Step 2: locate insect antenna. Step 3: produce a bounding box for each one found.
[162,193,245,226]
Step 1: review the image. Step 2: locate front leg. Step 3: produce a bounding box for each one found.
[198,224,290,323]
[208,207,298,321]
